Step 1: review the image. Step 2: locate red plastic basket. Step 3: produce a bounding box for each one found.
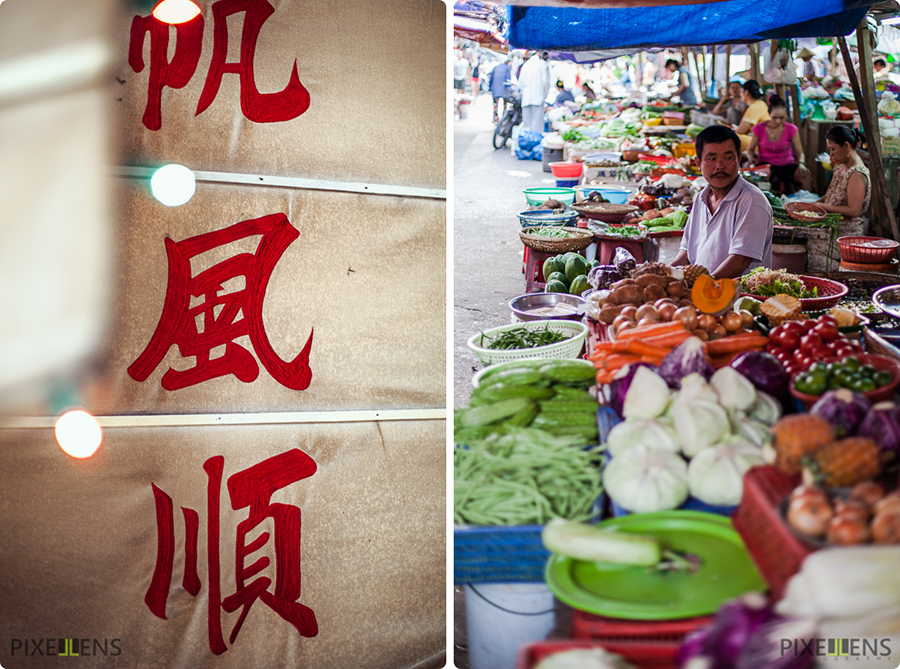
[571,611,715,644]
[837,236,900,264]
[731,466,811,600]
[516,639,680,669]
[742,275,848,311]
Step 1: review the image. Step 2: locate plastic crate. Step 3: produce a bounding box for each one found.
[731,465,810,600]
[570,611,715,644]
[517,639,680,669]
[454,524,549,584]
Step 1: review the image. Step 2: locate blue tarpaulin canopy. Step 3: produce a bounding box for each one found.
[505,0,882,51]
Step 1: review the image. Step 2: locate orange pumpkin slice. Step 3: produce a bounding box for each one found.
[691,274,738,314]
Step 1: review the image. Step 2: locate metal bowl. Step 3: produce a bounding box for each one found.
[509,292,586,321]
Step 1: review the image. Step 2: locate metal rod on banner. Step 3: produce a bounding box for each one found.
[838,35,899,241]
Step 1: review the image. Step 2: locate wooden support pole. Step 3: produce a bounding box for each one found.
[725,45,731,85]
[838,35,899,240]
[710,45,716,98]
[749,43,761,82]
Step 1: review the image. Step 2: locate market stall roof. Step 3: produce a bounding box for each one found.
[503,0,884,51]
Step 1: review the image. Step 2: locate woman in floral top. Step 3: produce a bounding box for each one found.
[816,126,871,220]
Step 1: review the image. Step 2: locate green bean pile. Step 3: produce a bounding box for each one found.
[482,325,567,350]
[529,227,580,238]
[454,428,605,526]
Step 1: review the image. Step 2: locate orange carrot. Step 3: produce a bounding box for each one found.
[624,339,672,358]
[615,320,686,341]
[639,355,666,366]
[600,353,643,370]
[706,334,770,357]
[642,329,693,348]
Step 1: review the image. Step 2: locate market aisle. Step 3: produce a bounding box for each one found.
[452,96,576,669]
[453,95,561,409]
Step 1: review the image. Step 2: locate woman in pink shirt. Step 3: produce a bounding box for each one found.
[744,97,809,195]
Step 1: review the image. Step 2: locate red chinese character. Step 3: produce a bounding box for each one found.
[197,0,311,123]
[129,14,204,131]
[128,0,310,131]
[127,213,314,391]
[145,450,318,655]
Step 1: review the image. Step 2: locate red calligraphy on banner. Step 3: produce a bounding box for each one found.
[129,0,310,131]
[146,450,319,655]
[127,213,314,391]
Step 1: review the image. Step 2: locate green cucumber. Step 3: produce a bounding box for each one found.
[542,518,661,566]
[458,397,535,429]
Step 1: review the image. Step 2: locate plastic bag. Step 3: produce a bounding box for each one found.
[613,246,637,276]
[764,48,797,85]
[517,130,543,151]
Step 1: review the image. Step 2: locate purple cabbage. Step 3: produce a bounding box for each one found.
[658,336,714,389]
[730,351,789,401]
[676,593,773,668]
[809,389,872,437]
[857,401,900,472]
[608,361,658,417]
[734,616,817,669]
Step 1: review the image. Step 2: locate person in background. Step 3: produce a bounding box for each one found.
[642,58,658,88]
[797,47,818,83]
[665,58,698,107]
[518,50,551,133]
[744,96,809,195]
[816,126,871,221]
[874,58,890,81]
[553,80,575,106]
[470,58,480,99]
[488,56,513,123]
[581,82,597,100]
[731,79,770,152]
[711,80,748,127]
[670,125,773,278]
[454,51,470,94]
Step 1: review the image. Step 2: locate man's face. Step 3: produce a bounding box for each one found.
[728,82,742,98]
[698,140,739,190]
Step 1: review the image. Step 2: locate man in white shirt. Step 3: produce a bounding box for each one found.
[517,51,551,133]
[670,125,773,278]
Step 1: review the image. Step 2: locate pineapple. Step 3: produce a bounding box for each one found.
[682,264,710,288]
[766,414,836,475]
[802,437,882,488]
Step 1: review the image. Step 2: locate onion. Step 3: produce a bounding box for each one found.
[698,313,717,331]
[673,305,699,330]
[658,303,677,322]
[787,490,833,537]
[827,515,871,545]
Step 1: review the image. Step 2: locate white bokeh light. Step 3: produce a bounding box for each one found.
[55,410,102,459]
[150,164,196,207]
[152,0,201,24]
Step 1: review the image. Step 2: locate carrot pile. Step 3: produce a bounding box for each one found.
[589,321,690,384]
[589,321,771,384]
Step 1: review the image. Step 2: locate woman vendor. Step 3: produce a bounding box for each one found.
[744,96,809,195]
[815,126,871,220]
[729,80,769,152]
[711,81,747,127]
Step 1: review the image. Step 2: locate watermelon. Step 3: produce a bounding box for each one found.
[545,279,568,294]
[564,255,589,283]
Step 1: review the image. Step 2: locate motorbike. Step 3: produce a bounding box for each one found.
[492,84,522,150]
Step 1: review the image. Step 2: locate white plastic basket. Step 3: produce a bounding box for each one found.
[466,320,589,366]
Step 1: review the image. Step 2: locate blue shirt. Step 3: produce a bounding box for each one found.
[554,89,575,106]
[489,63,512,99]
[678,66,698,107]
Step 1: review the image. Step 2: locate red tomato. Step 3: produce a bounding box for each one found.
[817,313,838,325]
[765,341,782,354]
[814,321,840,342]
[775,350,792,365]
[784,321,806,335]
[769,325,786,340]
[784,363,800,376]
[801,320,818,333]
[778,330,801,351]
[811,344,834,360]
[800,333,823,351]
[834,346,856,359]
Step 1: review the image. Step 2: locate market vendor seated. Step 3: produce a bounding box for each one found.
[670,125,773,279]
[815,125,871,221]
[710,80,747,127]
[744,96,809,195]
[728,80,770,153]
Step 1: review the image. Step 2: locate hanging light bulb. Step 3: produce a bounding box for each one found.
[55,410,103,459]
[152,0,201,24]
[150,163,196,206]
